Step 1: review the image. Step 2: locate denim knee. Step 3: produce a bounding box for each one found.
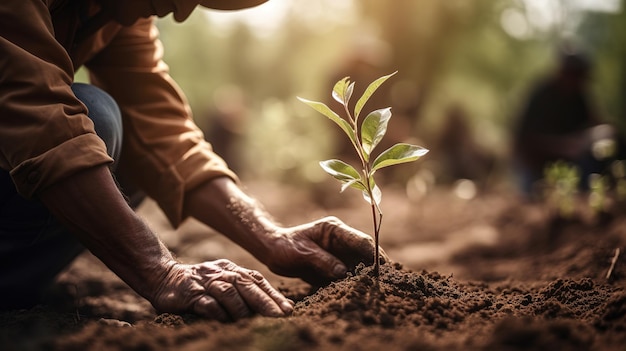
[71,83,123,167]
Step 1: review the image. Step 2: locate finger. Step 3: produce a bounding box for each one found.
[206,279,252,320]
[192,295,230,322]
[213,258,238,271]
[219,263,293,315]
[316,217,378,267]
[298,241,347,284]
[243,269,294,315]
[378,246,390,263]
[233,273,291,317]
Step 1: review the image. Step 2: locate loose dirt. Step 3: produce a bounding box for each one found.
[1,182,625,350]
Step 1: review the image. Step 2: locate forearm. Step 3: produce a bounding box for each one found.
[39,165,175,301]
[183,177,278,263]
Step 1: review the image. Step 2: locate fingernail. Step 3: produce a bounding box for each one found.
[281,300,294,315]
[333,264,347,278]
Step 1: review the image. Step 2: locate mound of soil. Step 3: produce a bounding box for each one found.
[292,263,624,350]
[1,184,625,351]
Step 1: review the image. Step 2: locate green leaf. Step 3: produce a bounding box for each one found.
[354,71,397,120]
[362,183,382,206]
[332,77,354,106]
[372,143,428,172]
[319,159,361,183]
[340,178,367,193]
[361,107,392,159]
[297,97,357,146]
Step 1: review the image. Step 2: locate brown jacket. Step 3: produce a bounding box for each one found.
[0,0,266,226]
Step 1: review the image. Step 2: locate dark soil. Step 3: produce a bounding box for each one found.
[1,182,625,351]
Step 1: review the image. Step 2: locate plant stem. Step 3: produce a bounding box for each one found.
[344,100,382,284]
[370,202,383,287]
[370,202,379,277]
[343,103,353,125]
[344,104,367,167]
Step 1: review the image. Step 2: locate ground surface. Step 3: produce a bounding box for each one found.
[2,181,625,351]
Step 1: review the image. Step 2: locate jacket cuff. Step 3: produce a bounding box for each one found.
[147,142,239,228]
[11,134,114,198]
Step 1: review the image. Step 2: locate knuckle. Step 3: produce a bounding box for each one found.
[194,297,228,321]
[321,216,342,226]
[197,296,218,310]
[323,215,340,222]
[214,258,236,269]
[220,270,239,283]
[212,281,238,297]
[196,263,219,276]
[247,269,264,281]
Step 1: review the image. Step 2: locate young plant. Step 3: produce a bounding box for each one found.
[298,71,428,280]
[543,160,580,218]
[611,160,626,201]
[588,173,609,215]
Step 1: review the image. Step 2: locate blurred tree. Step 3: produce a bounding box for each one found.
[354,0,555,187]
[578,1,626,134]
[141,0,624,189]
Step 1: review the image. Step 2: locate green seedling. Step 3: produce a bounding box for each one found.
[543,160,580,218]
[588,173,609,215]
[610,160,626,201]
[298,71,429,281]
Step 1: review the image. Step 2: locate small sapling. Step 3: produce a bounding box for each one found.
[298,71,428,281]
[543,161,580,218]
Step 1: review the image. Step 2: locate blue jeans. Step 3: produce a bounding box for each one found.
[0,84,123,309]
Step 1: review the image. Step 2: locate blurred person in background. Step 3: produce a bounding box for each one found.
[0,0,381,320]
[433,104,495,188]
[512,47,617,197]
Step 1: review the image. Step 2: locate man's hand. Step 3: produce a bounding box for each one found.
[152,259,294,321]
[264,217,386,286]
[40,167,291,321]
[184,178,386,287]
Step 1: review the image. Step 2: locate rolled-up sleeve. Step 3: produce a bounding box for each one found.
[0,0,113,198]
[85,18,238,227]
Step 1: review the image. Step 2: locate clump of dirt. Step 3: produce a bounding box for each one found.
[2,188,626,351]
[296,263,465,329]
[289,261,624,350]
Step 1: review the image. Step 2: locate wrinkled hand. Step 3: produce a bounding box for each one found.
[151,259,294,321]
[264,216,387,286]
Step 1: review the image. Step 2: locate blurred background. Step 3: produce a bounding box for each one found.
[130,0,626,202]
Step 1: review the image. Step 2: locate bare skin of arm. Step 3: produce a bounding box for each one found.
[38,165,292,321]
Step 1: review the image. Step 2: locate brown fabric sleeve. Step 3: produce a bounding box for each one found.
[0,0,113,198]
[85,17,238,227]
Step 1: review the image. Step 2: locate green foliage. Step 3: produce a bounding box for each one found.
[319,159,363,190]
[588,173,609,214]
[543,161,580,218]
[354,73,396,120]
[611,161,626,201]
[544,158,626,222]
[372,143,429,172]
[588,159,626,219]
[361,108,392,159]
[149,1,626,189]
[299,72,428,279]
[296,97,357,148]
[298,71,429,207]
